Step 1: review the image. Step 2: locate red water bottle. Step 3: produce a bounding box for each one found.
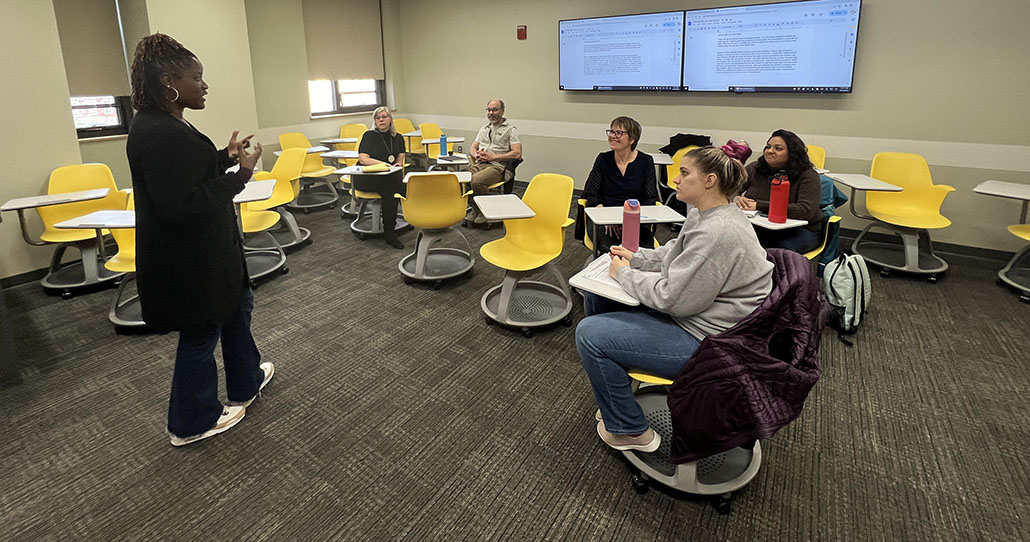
[768,171,789,223]
[622,199,641,252]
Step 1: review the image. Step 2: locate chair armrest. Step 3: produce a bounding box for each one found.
[252,171,272,181]
[561,217,575,229]
[463,190,474,197]
[394,193,405,201]
[115,188,132,208]
[577,198,587,207]
[926,184,956,208]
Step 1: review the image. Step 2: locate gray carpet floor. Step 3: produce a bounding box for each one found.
[1,193,1027,541]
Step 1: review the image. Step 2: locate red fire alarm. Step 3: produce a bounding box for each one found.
[517,25,527,40]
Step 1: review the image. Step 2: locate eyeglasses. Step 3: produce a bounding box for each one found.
[374,115,391,120]
[606,129,628,138]
[485,107,502,113]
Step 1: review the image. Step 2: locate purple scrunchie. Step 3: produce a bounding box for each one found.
[720,139,752,162]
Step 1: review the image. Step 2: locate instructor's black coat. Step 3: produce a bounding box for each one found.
[126,109,247,332]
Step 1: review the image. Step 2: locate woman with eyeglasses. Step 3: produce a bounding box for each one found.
[357,106,407,249]
[581,116,658,253]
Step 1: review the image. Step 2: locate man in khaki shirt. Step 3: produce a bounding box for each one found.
[468,99,523,224]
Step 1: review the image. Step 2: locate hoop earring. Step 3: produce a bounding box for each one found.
[165,86,179,102]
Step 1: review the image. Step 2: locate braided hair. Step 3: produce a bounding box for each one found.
[129,33,196,111]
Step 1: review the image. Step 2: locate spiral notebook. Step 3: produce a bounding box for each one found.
[568,254,641,306]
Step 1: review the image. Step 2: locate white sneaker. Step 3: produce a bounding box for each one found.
[169,406,246,447]
[596,420,661,452]
[228,362,275,407]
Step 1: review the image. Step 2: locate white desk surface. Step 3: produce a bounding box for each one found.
[815,168,830,175]
[584,205,684,225]
[402,130,421,138]
[403,171,472,183]
[647,152,673,166]
[569,254,640,306]
[974,180,1030,201]
[273,145,329,156]
[829,173,902,192]
[234,180,276,204]
[421,137,466,145]
[322,150,359,159]
[320,138,357,145]
[748,212,808,230]
[474,194,535,220]
[335,165,403,175]
[2,188,110,212]
[434,153,470,164]
[55,210,135,229]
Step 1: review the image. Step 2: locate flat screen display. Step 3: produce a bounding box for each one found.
[559,11,684,91]
[683,0,862,93]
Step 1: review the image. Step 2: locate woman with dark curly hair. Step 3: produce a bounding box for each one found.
[733,129,823,252]
[126,33,273,446]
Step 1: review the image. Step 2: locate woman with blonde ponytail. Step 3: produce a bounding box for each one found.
[576,143,773,453]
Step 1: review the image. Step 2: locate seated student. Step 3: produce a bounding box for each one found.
[733,129,824,253]
[581,116,658,253]
[576,144,773,452]
[357,106,407,249]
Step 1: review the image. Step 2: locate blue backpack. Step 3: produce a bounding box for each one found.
[818,174,849,276]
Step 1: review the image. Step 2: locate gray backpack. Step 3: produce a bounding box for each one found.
[822,253,871,344]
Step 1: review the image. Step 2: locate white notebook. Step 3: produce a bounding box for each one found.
[568,255,640,306]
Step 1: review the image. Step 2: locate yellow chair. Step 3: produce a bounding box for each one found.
[807,145,827,170]
[103,195,143,327]
[418,122,455,161]
[239,183,288,286]
[279,132,338,212]
[479,173,575,337]
[396,172,475,285]
[852,152,954,281]
[28,164,129,297]
[249,148,311,251]
[348,162,409,239]
[663,145,699,206]
[803,215,842,270]
[394,118,424,155]
[997,224,1030,303]
[336,123,367,167]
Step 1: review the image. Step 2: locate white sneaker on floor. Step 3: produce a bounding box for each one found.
[169,406,246,447]
[596,420,661,453]
[227,362,275,407]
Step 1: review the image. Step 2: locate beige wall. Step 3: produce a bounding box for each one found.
[0,1,83,278]
[395,0,1030,252]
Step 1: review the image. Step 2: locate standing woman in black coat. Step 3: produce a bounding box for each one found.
[126,34,274,446]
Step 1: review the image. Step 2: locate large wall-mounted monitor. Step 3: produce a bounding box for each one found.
[683,0,862,93]
[559,11,684,91]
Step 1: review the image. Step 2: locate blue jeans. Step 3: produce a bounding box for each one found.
[576,293,702,435]
[168,288,263,437]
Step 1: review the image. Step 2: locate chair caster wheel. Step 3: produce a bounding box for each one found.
[305,239,314,246]
[484,316,495,325]
[303,208,310,214]
[461,220,469,228]
[521,327,533,338]
[880,269,890,278]
[61,290,73,300]
[353,231,366,240]
[926,274,937,284]
[432,281,442,290]
[631,473,649,494]
[280,267,289,275]
[1020,294,1030,304]
[249,280,258,290]
[711,495,732,515]
[561,316,573,327]
[403,277,415,285]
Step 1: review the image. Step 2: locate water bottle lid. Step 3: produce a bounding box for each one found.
[627,198,639,207]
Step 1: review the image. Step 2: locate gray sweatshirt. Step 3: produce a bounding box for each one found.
[615,204,774,339]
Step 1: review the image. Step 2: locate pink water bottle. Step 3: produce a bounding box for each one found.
[768,171,790,224]
[622,199,641,252]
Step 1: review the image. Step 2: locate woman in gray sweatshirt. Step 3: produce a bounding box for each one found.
[577,145,773,453]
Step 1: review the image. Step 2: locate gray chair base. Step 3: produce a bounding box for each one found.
[399,229,474,284]
[243,208,311,252]
[852,222,948,280]
[287,178,338,212]
[349,198,408,239]
[997,244,1030,302]
[621,386,762,515]
[245,231,288,285]
[41,239,124,298]
[480,262,573,337]
[108,273,145,327]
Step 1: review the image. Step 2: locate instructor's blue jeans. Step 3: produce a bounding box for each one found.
[576,293,701,435]
[168,288,263,438]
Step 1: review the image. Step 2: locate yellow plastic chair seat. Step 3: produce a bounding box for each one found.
[303,164,336,178]
[104,252,135,273]
[40,228,107,244]
[1009,224,1030,241]
[480,239,559,272]
[241,208,281,233]
[868,205,952,230]
[803,215,842,262]
[628,371,674,385]
[352,189,381,200]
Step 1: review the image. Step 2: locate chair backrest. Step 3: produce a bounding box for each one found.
[394,118,423,154]
[106,194,136,271]
[664,145,699,189]
[252,148,305,209]
[807,145,826,170]
[504,173,574,255]
[418,122,453,159]
[866,152,938,212]
[401,172,467,229]
[279,132,327,174]
[38,163,126,237]
[338,123,367,167]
